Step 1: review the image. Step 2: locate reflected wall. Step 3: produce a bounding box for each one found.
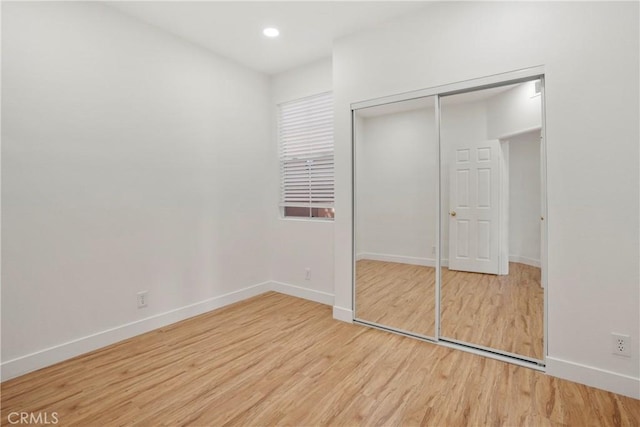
[439,81,544,361]
[354,97,437,338]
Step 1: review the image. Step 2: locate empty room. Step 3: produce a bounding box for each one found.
[2,1,639,425]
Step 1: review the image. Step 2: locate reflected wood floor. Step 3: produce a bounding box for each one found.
[2,292,639,426]
[355,260,436,337]
[355,260,543,360]
[441,262,544,360]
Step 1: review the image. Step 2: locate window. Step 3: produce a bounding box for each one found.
[278,92,334,219]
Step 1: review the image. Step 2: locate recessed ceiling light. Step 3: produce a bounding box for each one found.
[263,27,279,38]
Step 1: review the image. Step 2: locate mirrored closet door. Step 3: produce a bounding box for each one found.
[353,96,438,338]
[439,79,545,362]
[352,70,546,366]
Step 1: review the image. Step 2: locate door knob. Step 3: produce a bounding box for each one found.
[450,211,457,217]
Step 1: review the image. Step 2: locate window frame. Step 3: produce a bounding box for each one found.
[278,91,334,221]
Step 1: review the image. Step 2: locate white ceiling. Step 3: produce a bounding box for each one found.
[107,1,430,75]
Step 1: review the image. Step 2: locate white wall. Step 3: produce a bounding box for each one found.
[355,90,541,268]
[487,83,542,266]
[488,81,542,139]
[269,58,334,302]
[508,131,541,266]
[2,2,271,377]
[333,1,639,398]
[355,107,437,264]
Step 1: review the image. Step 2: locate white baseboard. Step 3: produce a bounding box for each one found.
[1,282,270,382]
[509,255,541,268]
[1,281,338,383]
[332,306,353,323]
[268,281,334,306]
[546,356,640,399]
[356,252,436,267]
[267,281,347,325]
[356,252,540,270]
[6,282,638,402]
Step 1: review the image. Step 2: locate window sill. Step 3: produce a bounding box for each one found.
[278,217,335,223]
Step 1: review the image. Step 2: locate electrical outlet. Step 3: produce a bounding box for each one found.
[305,268,311,280]
[432,246,436,255]
[137,291,148,308]
[611,333,631,357]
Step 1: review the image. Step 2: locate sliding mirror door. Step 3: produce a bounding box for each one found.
[353,96,437,338]
[439,79,545,361]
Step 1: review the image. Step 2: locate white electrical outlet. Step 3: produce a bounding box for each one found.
[137,291,148,308]
[432,246,436,255]
[611,333,631,357]
[305,268,311,280]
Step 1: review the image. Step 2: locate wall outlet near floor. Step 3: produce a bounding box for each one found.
[137,291,148,308]
[305,268,311,280]
[611,333,631,357]
[432,246,436,255]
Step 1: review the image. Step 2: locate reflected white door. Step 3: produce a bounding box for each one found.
[449,140,501,274]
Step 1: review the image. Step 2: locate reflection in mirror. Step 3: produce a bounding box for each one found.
[439,80,544,360]
[354,96,437,338]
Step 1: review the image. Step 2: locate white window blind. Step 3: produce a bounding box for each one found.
[279,92,334,218]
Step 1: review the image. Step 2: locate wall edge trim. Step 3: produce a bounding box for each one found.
[356,252,436,267]
[1,282,270,382]
[268,281,334,306]
[546,356,640,399]
[332,306,353,323]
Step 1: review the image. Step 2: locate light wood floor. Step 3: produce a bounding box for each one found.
[2,292,638,426]
[441,262,544,360]
[355,260,543,360]
[355,259,436,337]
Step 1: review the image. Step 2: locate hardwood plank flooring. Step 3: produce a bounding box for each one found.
[2,292,638,426]
[355,260,543,360]
[441,262,544,360]
[355,260,436,337]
